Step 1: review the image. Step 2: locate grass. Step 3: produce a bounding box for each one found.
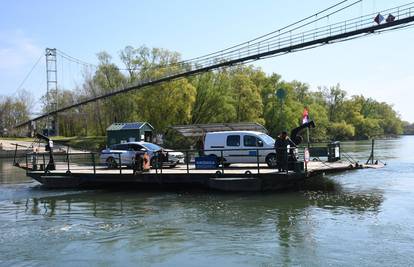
[0,137,36,142]
[52,136,106,152]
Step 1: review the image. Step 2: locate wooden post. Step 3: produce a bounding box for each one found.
[371,139,375,164]
[366,139,375,165]
[66,152,70,173]
[13,144,18,166]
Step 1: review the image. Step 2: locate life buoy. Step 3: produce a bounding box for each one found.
[143,153,150,171]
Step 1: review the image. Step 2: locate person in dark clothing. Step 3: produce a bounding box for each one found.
[196,138,205,156]
[275,131,289,172]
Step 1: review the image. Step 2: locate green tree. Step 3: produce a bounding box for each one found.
[229,68,264,124]
[328,121,355,140]
[190,71,235,124]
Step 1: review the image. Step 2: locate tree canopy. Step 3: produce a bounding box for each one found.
[0,45,405,141]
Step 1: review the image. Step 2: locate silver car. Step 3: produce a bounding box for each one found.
[100,142,184,168]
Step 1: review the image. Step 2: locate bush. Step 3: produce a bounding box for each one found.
[328,121,355,140]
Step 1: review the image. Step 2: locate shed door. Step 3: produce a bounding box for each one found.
[144,131,152,142]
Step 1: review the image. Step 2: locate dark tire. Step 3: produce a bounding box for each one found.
[266,153,277,168]
[106,157,118,169]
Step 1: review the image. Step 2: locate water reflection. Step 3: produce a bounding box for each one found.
[0,158,30,184]
[2,186,380,265]
[3,138,412,266]
[19,184,383,216]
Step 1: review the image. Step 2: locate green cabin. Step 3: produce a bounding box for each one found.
[106,122,154,146]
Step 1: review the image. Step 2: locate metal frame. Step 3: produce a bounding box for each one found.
[45,48,58,136]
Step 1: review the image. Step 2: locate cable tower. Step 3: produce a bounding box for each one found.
[45,48,58,136]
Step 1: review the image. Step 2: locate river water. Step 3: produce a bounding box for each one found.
[1,137,414,266]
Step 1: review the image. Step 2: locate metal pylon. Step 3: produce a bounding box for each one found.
[45,48,58,136]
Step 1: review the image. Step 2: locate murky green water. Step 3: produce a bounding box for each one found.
[1,137,414,266]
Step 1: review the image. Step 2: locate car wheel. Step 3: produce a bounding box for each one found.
[266,154,277,168]
[106,157,118,169]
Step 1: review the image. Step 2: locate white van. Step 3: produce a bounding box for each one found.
[203,131,277,167]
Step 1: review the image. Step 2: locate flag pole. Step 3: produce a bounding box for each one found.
[307,108,310,149]
[303,107,310,149]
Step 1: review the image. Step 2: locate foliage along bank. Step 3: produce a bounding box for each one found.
[1,45,404,142]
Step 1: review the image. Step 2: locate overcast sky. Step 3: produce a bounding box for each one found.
[1,0,413,121]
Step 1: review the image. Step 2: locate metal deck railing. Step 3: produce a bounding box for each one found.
[20,147,309,176]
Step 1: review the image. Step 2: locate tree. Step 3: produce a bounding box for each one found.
[230,68,263,124]
[29,45,403,142]
[322,84,346,122]
[0,90,33,136]
[190,71,235,124]
[328,121,355,140]
[133,79,196,131]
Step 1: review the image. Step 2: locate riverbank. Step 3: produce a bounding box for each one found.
[0,136,105,158]
[50,136,106,151]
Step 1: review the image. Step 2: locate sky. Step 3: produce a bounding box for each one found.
[1,0,413,121]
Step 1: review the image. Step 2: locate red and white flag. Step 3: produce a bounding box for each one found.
[302,108,309,124]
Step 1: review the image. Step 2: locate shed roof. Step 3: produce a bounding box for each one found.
[107,122,154,131]
[170,122,267,137]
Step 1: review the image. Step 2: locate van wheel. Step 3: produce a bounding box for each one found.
[106,157,118,169]
[266,154,277,168]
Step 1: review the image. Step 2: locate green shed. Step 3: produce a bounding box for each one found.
[106,122,154,146]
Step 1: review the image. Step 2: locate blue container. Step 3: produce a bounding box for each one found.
[195,155,218,169]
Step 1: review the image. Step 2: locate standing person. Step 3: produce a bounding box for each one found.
[196,138,205,156]
[275,131,289,172]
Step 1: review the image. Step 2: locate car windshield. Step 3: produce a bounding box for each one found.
[259,134,275,144]
[142,143,162,151]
